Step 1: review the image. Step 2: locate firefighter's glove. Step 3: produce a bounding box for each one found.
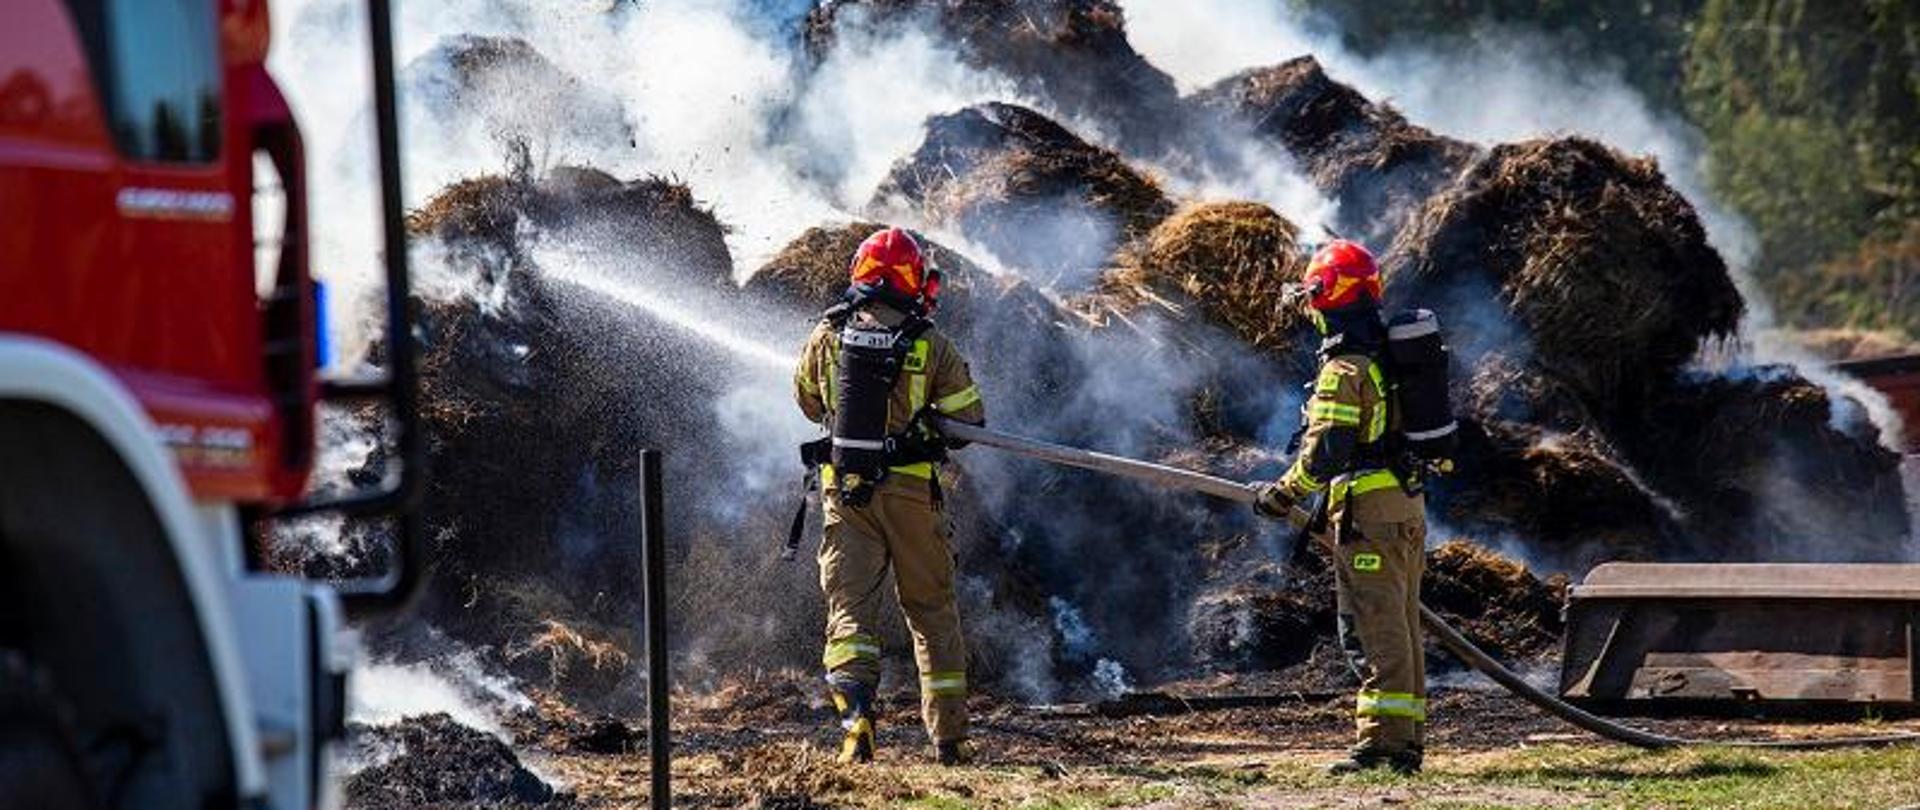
[1253,482,1313,529]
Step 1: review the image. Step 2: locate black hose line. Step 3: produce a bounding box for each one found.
[1419,605,1920,750]
[937,418,1920,750]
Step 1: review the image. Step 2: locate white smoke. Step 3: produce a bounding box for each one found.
[1119,0,1756,273]
[1117,0,1905,451]
[350,644,532,737]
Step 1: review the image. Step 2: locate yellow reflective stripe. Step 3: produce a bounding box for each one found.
[889,462,933,478]
[1355,690,1427,720]
[1365,360,1388,441]
[1366,360,1386,397]
[824,347,839,411]
[823,634,883,669]
[1309,401,1362,426]
[922,670,968,696]
[909,373,927,413]
[1282,460,1325,494]
[934,385,981,413]
[1329,469,1399,504]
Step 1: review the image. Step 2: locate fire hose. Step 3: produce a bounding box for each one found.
[931,416,1920,750]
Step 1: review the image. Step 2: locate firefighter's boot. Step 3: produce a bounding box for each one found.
[828,675,877,764]
[934,738,974,767]
[1325,746,1421,775]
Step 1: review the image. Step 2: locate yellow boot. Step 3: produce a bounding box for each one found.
[828,676,876,764]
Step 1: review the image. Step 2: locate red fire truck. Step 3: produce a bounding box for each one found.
[0,1,421,807]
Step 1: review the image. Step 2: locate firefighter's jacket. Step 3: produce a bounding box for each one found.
[794,304,986,497]
[1279,351,1423,524]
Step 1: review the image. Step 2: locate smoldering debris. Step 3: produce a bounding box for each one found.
[1188,541,1566,676]
[1625,368,1909,561]
[1191,56,1478,246]
[804,0,1185,155]
[870,102,1174,282]
[345,714,566,809]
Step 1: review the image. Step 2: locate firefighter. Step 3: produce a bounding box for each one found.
[1255,240,1429,775]
[793,227,986,766]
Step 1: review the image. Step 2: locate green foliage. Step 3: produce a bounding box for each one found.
[1685,0,1920,332]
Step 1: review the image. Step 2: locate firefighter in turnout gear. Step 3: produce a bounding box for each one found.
[794,227,986,766]
[1255,240,1430,775]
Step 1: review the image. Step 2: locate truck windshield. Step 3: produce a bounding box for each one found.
[64,0,223,164]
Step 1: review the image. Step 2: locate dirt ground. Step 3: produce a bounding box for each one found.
[498,677,1920,809]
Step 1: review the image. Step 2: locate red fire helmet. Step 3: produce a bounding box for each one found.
[1302,239,1382,311]
[849,227,939,309]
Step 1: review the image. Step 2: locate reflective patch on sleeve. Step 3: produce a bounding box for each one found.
[1309,401,1362,426]
[934,384,980,413]
[1351,552,1383,573]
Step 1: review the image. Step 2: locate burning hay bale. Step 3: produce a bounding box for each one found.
[804,0,1184,155]
[1096,201,1310,358]
[1192,56,1477,245]
[871,102,1174,283]
[1385,137,1744,419]
[408,34,632,156]
[345,714,562,808]
[1623,367,1908,561]
[408,166,734,289]
[1430,421,1682,570]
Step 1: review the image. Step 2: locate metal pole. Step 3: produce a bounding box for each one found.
[640,449,670,810]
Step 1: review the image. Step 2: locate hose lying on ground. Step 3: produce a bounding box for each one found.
[933,416,1920,751]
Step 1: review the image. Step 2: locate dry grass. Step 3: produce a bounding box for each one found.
[1097,202,1308,356]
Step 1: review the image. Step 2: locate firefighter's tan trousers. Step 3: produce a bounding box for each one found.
[818,485,968,744]
[1331,510,1428,754]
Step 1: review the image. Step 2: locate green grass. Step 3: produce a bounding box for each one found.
[877,745,1920,809]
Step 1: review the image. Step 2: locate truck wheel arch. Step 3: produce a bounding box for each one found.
[0,336,267,804]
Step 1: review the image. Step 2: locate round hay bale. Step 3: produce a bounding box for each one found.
[1624,368,1907,561]
[409,168,733,288]
[1385,137,1744,420]
[1460,352,1598,434]
[1430,420,1681,570]
[1191,56,1477,246]
[871,102,1174,284]
[1099,201,1309,357]
[805,0,1183,155]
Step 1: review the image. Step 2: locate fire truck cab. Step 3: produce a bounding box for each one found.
[0,1,420,808]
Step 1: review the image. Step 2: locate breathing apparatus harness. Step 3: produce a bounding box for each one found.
[1283,305,1458,524]
[784,293,950,559]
